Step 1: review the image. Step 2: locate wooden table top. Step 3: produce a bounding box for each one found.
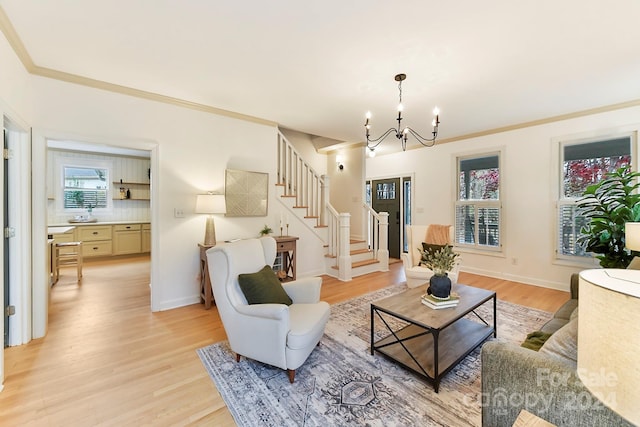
[371,283,496,330]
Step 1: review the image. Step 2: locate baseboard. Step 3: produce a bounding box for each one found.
[156,295,201,311]
[460,267,570,292]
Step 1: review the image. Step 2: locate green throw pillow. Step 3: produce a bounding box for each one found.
[521,330,553,351]
[238,265,293,305]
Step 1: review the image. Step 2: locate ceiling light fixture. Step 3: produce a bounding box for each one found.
[365,73,440,152]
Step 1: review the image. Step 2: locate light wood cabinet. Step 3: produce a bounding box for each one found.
[49,228,76,255]
[77,225,113,257]
[83,241,113,257]
[113,224,142,255]
[142,223,151,253]
[50,223,150,258]
[77,226,112,242]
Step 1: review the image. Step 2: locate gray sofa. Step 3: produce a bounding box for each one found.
[481,274,632,426]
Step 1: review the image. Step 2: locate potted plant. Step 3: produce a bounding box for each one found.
[420,244,460,299]
[577,165,640,268]
[259,224,273,236]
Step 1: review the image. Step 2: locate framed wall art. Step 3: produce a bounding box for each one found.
[224,169,268,217]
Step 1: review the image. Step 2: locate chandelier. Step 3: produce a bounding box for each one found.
[364,73,440,154]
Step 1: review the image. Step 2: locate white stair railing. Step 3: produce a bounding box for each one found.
[364,204,390,271]
[277,131,326,225]
[277,129,388,278]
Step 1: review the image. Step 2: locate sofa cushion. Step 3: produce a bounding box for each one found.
[554,299,578,321]
[238,265,293,306]
[539,316,578,366]
[540,317,570,335]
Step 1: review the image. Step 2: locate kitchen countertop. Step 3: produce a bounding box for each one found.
[47,226,76,235]
[48,220,150,227]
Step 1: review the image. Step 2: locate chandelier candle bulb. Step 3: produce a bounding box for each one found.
[364,73,441,152]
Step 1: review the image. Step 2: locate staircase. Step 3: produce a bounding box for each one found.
[276,130,389,281]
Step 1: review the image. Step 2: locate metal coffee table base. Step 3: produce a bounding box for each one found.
[370,293,496,392]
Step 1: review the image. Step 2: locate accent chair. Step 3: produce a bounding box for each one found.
[401,224,460,288]
[206,236,330,383]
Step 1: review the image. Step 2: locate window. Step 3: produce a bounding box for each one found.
[557,136,632,259]
[455,153,501,250]
[63,166,109,209]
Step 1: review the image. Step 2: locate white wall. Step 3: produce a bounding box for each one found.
[0,28,34,391]
[328,145,366,240]
[279,128,327,175]
[367,107,640,291]
[29,75,327,311]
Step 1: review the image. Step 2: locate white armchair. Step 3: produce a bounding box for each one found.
[206,236,330,383]
[401,224,460,288]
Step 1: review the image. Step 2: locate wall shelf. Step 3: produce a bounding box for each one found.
[113,181,150,186]
[114,181,151,201]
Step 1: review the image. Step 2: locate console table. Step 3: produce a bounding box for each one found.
[274,236,298,281]
[199,243,215,309]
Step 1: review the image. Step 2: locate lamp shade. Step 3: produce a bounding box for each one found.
[195,194,226,214]
[578,269,640,425]
[625,222,640,251]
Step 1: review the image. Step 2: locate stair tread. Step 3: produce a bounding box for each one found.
[351,248,372,255]
[331,259,380,269]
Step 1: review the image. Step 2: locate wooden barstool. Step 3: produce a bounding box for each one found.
[55,241,83,282]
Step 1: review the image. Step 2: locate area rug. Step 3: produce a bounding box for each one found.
[197,284,552,426]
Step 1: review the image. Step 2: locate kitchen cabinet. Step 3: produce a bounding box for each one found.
[77,225,113,257]
[48,222,150,258]
[113,224,142,255]
[142,223,151,253]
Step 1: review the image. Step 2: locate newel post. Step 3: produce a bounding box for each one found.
[321,174,329,226]
[377,212,389,272]
[338,212,352,281]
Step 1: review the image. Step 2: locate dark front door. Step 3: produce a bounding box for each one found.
[372,178,401,259]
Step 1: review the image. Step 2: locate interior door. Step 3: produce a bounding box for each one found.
[372,178,401,259]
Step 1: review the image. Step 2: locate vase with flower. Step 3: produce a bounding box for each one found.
[419,244,460,299]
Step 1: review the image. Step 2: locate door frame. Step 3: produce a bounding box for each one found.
[31,129,160,340]
[366,172,415,259]
[1,105,30,391]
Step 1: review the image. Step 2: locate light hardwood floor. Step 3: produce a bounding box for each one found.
[0,257,570,425]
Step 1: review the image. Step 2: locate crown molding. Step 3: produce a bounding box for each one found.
[30,64,277,126]
[0,5,35,71]
[430,98,640,147]
[2,5,640,146]
[0,5,277,128]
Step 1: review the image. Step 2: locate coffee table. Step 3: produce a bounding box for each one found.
[370,283,496,392]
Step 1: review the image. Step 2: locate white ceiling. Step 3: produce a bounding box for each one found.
[3,0,640,155]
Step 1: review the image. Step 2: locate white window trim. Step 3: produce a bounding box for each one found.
[55,157,114,215]
[452,148,504,253]
[552,129,638,263]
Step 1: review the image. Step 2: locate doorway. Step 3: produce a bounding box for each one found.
[368,176,412,260]
[371,178,401,259]
[30,131,159,340]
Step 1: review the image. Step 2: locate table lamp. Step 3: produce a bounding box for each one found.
[576,222,640,425]
[195,193,226,246]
